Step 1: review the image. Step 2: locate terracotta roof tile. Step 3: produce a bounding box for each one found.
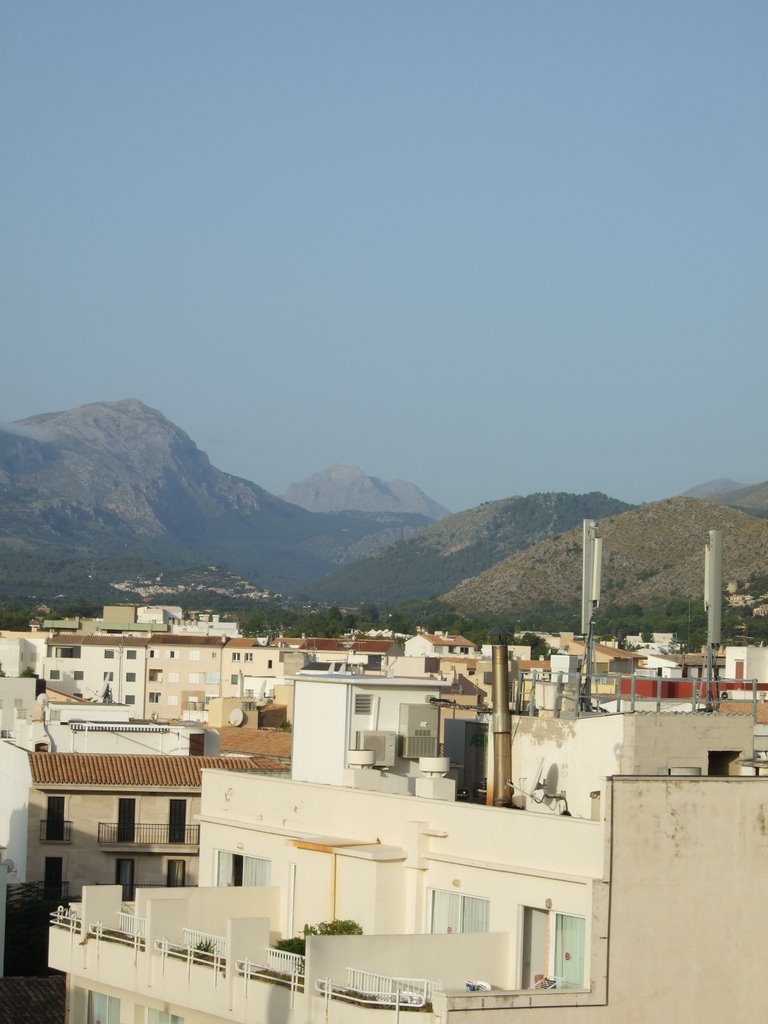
[28,752,285,788]
[48,633,149,647]
[216,728,293,758]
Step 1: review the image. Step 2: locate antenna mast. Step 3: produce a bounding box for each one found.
[703,529,722,710]
[580,519,602,711]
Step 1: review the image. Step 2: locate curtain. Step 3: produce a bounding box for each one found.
[461,895,490,933]
[243,856,270,886]
[216,851,233,886]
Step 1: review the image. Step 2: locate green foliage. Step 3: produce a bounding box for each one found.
[275,919,363,957]
[20,666,36,677]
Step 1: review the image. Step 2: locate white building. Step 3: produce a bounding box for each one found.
[48,659,768,1024]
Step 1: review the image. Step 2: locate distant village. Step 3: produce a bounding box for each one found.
[2,528,767,1022]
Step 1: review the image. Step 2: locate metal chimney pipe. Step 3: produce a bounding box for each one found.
[488,638,512,807]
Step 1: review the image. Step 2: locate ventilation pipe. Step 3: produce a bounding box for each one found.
[487,629,512,807]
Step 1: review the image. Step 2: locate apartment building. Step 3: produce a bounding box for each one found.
[43,634,150,706]
[144,635,226,720]
[27,752,287,900]
[48,699,763,1023]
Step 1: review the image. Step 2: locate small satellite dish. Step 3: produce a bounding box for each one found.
[36,693,49,706]
[228,708,245,727]
[3,859,15,874]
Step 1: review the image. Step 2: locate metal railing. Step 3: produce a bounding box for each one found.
[316,969,441,1010]
[237,950,305,1004]
[97,823,200,845]
[154,937,227,982]
[518,672,764,721]
[89,921,146,951]
[118,912,146,938]
[50,905,82,934]
[182,928,227,956]
[40,820,73,842]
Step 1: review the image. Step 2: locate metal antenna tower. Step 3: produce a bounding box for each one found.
[703,529,722,711]
[580,519,602,711]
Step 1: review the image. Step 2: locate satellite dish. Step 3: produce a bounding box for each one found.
[3,859,15,874]
[36,694,49,706]
[228,708,245,727]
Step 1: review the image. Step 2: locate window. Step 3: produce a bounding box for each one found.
[149,670,162,682]
[167,860,186,888]
[169,800,186,843]
[268,660,273,669]
[212,652,218,660]
[189,650,200,662]
[168,696,179,706]
[189,673,200,684]
[521,907,585,990]
[244,652,253,662]
[168,650,177,660]
[115,858,134,899]
[231,675,239,685]
[149,649,157,659]
[103,671,114,683]
[45,796,66,840]
[89,991,120,1024]
[117,799,135,842]
[149,692,161,704]
[429,890,489,934]
[205,671,218,684]
[74,670,84,681]
[168,672,179,683]
[147,1009,184,1024]
[126,649,137,660]
[232,652,241,662]
[126,672,136,682]
[49,670,60,680]
[104,649,115,659]
[44,856,64,894]
[54,646,81,659]
[216,851,270,887]
[125,695,136,705]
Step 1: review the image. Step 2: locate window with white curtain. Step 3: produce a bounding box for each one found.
[216,851,271,887]
[429,889,489,934]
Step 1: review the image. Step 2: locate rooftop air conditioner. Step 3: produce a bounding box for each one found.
[398,703,439,759]
[355,730,396,768]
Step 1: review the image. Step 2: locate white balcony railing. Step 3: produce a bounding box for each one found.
[182,928,227,956]
[316,968,442,1009]
[50,905,82,935]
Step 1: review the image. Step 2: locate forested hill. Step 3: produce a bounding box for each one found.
[443,498,768,615]
[306,492,635,604]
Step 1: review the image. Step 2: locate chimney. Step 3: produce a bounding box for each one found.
[487,628,512,807]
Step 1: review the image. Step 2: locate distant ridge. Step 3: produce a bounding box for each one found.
[442,497,768,614]
[681,478,748,498]
[307,491,635,604]
[0,400,433,598]
[283,464,450,520]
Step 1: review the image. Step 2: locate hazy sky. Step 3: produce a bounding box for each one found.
[4,2,766,512]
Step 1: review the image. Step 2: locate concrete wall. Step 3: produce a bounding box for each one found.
[0,741,31,882]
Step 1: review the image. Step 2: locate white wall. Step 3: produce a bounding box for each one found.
[0,740,32,882]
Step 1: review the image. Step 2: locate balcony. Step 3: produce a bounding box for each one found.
[40,820,73,842]
[97,822,200,846]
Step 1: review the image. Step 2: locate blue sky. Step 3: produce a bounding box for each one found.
[3,2,766,512]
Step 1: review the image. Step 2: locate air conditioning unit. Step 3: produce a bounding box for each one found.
[355,730,396,767]
[401,730,439,759]
[398,704,439,759]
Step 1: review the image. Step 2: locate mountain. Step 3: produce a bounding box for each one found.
[0,400,431,599]
[282,464,450,520]
[306,491,636,604]
[442,497,768,615]
[681,479,748,498]
[702,480,768,514]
